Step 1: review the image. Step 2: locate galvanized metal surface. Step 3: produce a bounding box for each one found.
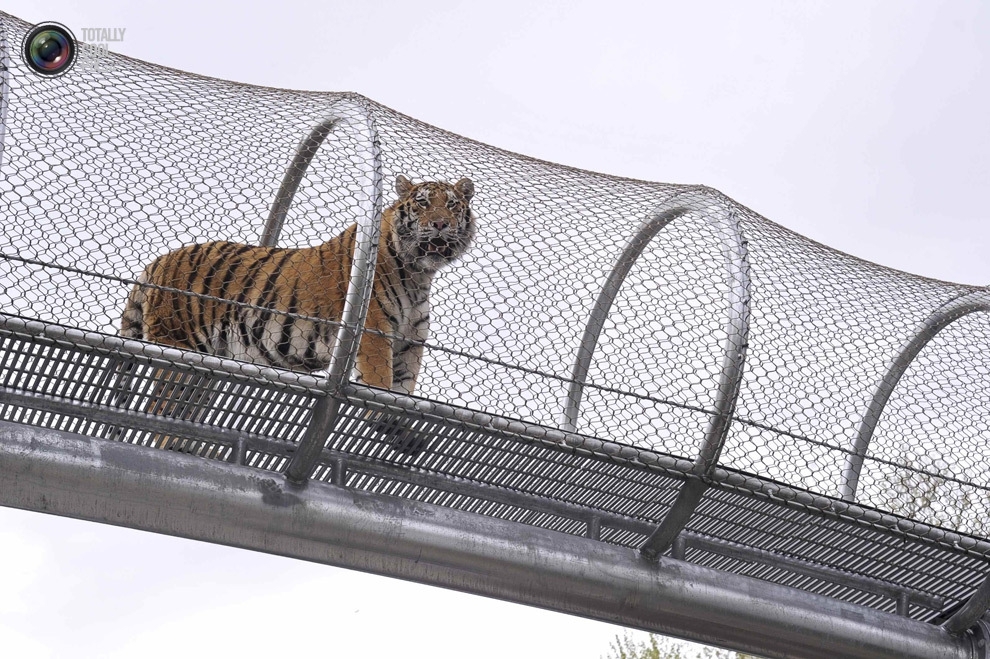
[0,421,983,659]
[0,32,8,170]
[945,573,990,637]
[3,315,990,628]
[262,117,341,248]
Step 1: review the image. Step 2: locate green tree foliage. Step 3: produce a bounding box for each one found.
[602,631,764,659]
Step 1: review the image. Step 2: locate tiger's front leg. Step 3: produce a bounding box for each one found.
[352,311,394,391]
[391,340,424,395]
[355,305,429,456]
[380,303,430,454]
[392,301,429,396]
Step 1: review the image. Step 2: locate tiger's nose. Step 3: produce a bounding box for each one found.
[431,218,449,231]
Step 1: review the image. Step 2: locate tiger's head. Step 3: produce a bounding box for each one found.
[390,174,476,273]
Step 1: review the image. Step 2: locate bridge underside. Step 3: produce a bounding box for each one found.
[0,316,987,659]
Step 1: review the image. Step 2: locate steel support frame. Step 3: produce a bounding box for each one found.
[642,202,749,558]
[944,573,990,636]
[6,312,990,559]
[0,421,983,659]
[0,377,954,615]
[840,289,990,502]
[261,111,349,248]
[1,24,987,651]
[835,289,990,635]
[561,189,751,560]
[258,100,385,484]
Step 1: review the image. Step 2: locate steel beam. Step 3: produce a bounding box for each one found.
[283,103,384,483]
[0,381,959,615]
[0,422,982,659]
[262,115,338,247]
[840,289,990,501]
[5,312,990,559]
[262,97,381,248]
[341,380,990,558]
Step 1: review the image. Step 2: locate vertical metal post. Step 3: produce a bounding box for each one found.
[839,289,990,501]
[0,28,11,171]
[586,515,602,541]
[282,99,384,484]
[897,592,911,617]
[331,456,347,486]
[233,438,247,466]
[640,204,751,560]
[671,534,688,561]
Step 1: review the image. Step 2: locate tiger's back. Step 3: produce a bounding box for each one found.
[120,175,476,395]
[120,238,351,370]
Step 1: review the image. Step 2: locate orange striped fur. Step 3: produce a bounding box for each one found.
[120,175,476,395]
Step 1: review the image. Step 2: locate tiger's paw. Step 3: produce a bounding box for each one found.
[390,430,429,456]
[365,412,430,457]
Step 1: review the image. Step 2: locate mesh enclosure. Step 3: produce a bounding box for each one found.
[2,13,989,627]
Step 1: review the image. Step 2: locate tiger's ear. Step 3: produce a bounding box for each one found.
[395,175,414,197]
[454,177,474,201]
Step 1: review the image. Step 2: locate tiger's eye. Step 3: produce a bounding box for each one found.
[417,198,430,208]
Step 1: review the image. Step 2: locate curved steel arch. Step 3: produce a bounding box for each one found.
[0,31,10,170]
[269,100,385,483]
[559,198,691,432]
[641,201,751,558]
[556,191,751,559]
[840,289,990,502]
[261,97,378,248]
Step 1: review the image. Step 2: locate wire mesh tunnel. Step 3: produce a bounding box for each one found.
[2,13,990,658]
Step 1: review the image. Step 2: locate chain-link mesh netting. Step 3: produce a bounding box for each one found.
[2,13,989,624]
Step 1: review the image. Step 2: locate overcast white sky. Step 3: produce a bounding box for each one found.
[1,1,988,657]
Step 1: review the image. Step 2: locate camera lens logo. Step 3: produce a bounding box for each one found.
[22,22,78,77]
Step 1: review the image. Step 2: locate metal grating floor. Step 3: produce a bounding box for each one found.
[1,312,986,627]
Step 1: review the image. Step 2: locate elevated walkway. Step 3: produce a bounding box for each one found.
[2,13,989,658]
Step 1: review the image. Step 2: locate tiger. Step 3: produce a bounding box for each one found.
[118,175,476,450]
